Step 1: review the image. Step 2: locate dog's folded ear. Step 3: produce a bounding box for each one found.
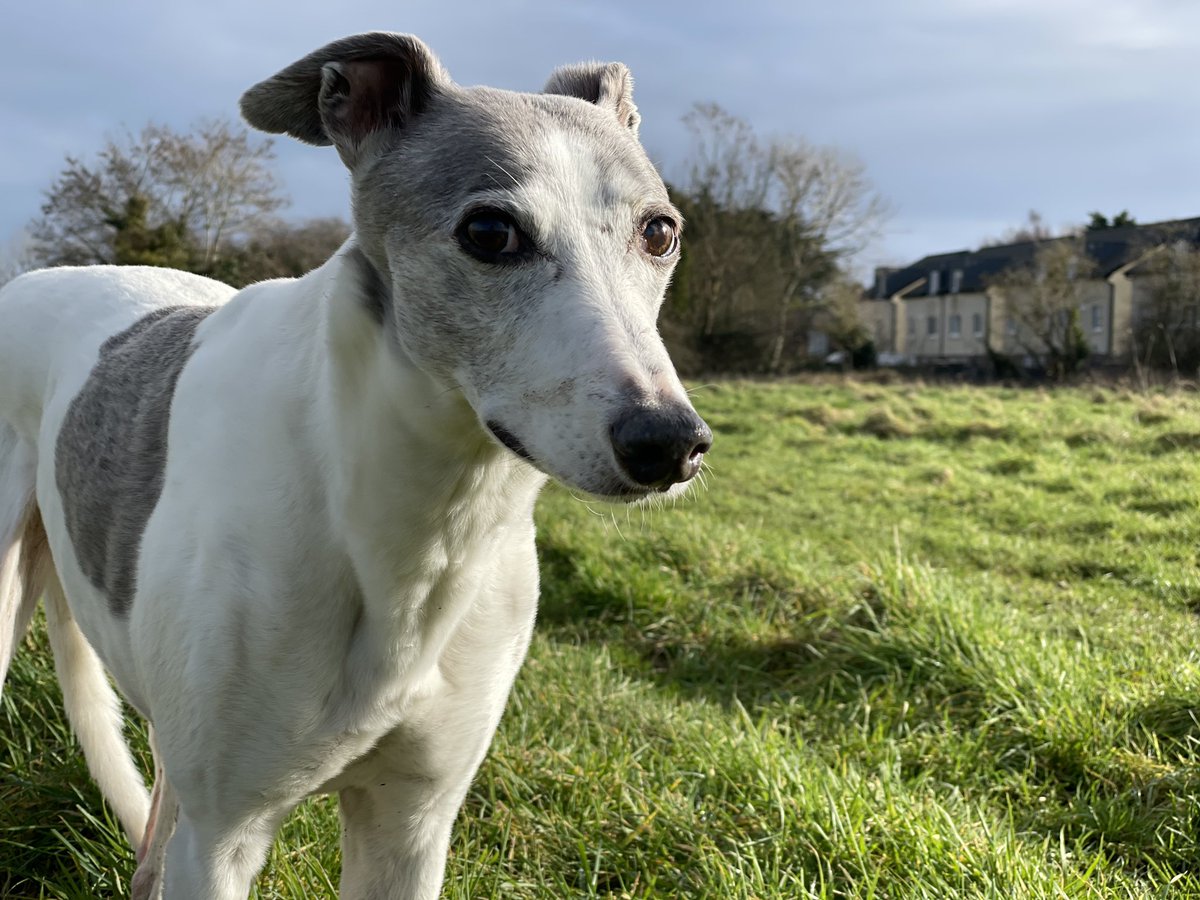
[543,62,641,135]
[240,32,449,168]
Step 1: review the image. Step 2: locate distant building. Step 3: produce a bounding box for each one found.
[859,217,1200,369]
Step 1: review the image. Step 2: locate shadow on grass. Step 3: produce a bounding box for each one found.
[537,537,992,722]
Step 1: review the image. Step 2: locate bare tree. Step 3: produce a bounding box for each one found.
[1134,241,1200,375]
[676,103,774,342]
[764,139,886,371]
[980,210,1059,248]
[30,120,285,273]
[988,238,1093,378]
[673,103,887,372]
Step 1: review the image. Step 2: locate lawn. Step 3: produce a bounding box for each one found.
[2,378,1199,898]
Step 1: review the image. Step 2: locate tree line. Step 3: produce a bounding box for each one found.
[9,113,1199,378]
[22,120,349,288]
[7,107,886,377]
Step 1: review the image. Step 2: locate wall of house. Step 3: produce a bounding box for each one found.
[1078,281,1111,356]
[901,292,990,361]
[939,292,990,358]
[903,295,939,358]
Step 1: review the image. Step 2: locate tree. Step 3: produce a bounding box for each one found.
[30,120,285,274]
[763,138,884,371]
[981,210,1058,247]
[1086,210,1137,231]
[668,103,886,373]
[988,238,1093,378]
[0,231,33,289]
[819,276,874,367]
[1134,242,1200,375]
[215,217,352,287]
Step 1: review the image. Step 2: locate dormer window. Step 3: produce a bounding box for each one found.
[950,269,963,294]
[928,270,941,295]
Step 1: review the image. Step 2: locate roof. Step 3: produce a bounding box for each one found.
[870,216,1200,299]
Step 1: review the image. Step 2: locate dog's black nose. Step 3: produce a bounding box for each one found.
[610,403,713,489]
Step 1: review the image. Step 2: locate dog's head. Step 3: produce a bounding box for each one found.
[241,33,711,501]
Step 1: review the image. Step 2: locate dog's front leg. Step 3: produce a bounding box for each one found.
[156,807,286,900]
[337,774,473,900]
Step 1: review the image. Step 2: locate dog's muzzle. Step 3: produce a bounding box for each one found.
[609,403,712,491]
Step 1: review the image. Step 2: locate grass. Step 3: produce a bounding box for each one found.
[3,377,1200,897]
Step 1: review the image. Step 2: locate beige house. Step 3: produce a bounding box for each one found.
[859,218,1200,369]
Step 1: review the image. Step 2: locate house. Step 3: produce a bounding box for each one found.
[859,217,1200,368]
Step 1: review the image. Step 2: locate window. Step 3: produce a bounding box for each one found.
[950,269,963,294]
[948,314,961,338]
[1006,318,1017,336]
[928,271,941,295]
[1091,304,1102,333]
[972,313,984,338]
[927,315,938,336]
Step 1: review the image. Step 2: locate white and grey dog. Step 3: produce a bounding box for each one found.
[0,32,710,899]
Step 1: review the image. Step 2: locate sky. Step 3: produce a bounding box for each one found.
[3,0,1198,278]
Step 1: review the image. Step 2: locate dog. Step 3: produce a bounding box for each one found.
[0,31,710,899]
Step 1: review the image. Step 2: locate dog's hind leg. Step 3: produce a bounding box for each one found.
[43,576,151,845]
[131,731,178,900]
[0,424,43,690]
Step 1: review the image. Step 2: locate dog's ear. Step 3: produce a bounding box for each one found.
[240,32,449,168]
[543,62,641,135]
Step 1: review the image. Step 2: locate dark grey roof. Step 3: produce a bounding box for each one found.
[871,217,1200,299]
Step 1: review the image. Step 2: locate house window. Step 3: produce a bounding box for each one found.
[1006,318,1017,336]
[928,271,941,295]
[1090,304,1102,332]
[950,269,963,294]
[972,313,984,337]
[927,315,938,336]
[948,314,961,338]
[908,316,916,337]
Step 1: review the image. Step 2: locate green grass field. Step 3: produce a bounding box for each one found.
[3,378,1199,898]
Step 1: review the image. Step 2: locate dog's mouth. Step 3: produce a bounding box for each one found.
[485,420,660,502]
[486,421,535,462]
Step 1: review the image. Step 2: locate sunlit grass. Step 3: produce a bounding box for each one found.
[3,377,1199,897]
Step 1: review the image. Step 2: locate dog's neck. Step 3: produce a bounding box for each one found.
[305,240,546,716]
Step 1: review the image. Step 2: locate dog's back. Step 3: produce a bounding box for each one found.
[0,266,234,445]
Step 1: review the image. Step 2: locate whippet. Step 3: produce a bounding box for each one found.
[0,30,710,900]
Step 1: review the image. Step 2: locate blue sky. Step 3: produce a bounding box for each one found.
[3,0,1198,275]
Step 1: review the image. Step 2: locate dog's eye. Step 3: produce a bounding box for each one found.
[641,217,679,258]
[459,211,524,259]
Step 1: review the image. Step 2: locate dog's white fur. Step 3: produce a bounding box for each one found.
[0,32,708,899]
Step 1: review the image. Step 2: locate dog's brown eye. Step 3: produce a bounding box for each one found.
[460,211,524,259]
[641,217,678,258]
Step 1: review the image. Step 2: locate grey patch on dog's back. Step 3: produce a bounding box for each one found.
[56,306,216,616]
